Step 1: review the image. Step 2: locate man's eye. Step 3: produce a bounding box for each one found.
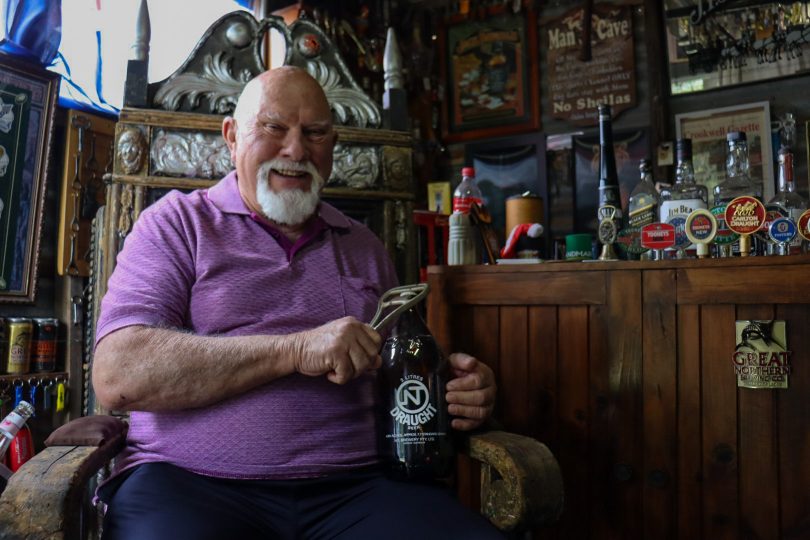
[307,130,328,141]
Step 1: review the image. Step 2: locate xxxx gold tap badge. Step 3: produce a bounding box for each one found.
[734,320,791,389]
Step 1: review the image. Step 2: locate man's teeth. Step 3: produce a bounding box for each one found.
[273,168,306,177]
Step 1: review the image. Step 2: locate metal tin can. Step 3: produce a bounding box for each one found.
[0,318,6,373]
[32,318,59,373]
[5,318,32,374]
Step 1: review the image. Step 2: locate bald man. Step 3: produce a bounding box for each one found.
[92,67,501,539]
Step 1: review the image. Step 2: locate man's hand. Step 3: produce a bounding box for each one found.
[446,353,496,431]
[292,316,382,384]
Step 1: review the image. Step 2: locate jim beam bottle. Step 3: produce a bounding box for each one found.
[597,104,621,261]
[766,147,807,255]
[713,132,763,256]
[659,139,708,258]
[378,299,453,479]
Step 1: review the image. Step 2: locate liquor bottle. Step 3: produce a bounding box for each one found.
[597,104,622,222]
[452,167,483,215]
[660,139,708,256]
[0,401,34,492]
[767,146,807,255]
[713,132,764,256]
[378,300,454,480]
[628,158,660,229]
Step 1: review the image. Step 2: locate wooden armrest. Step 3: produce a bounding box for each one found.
[0,437,126,540]
[464,430,564,532]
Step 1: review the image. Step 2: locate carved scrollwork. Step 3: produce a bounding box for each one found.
[151,130,232,179]
[117,184,134,239]
[329,143,381,189]
[153,52,252,113]
[306,60,381,129]
[117,128,147,175]
[383,146,412,191]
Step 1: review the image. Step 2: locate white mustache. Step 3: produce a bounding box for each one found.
[257,159,322,185]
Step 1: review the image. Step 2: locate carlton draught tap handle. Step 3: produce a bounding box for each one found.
[369,283,430,332]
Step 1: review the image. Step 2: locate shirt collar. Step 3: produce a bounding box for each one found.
[206,170,352,231]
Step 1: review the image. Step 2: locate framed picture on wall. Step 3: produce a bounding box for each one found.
[440,7,540,143]
[675,101,774,202]
[0,55,59,303]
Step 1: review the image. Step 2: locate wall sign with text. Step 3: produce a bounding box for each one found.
[546,4,636,125]
[734,320,791,389]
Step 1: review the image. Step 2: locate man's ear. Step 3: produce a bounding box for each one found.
[222,117,238,158]
[332,129,339,147]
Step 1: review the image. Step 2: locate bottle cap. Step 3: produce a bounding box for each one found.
[597,104,612,117]
[727,131,747,143]
[461,166,475,177]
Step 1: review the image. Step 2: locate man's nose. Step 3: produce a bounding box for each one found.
[280,130,308,162]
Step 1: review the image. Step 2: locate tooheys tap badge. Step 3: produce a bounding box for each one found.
[734,320,791,389]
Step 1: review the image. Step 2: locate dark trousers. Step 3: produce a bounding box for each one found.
[99,463,505,540]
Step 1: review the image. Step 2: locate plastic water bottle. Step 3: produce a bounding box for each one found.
[452,167,483,215]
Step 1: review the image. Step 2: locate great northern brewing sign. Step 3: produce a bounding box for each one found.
[546,4,636,125]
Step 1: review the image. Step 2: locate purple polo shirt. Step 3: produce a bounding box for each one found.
[96,171,398,479]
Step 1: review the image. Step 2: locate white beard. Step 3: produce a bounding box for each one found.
[255,159,324,226]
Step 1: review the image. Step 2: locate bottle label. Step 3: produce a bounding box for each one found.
[659,198,706,223]
[0,412,25,438]
[628,204,656,228]
[389,377,437,428]
[452,196,483,214]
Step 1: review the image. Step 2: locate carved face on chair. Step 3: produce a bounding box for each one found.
[222,67,337,226]
[117,128,146,174]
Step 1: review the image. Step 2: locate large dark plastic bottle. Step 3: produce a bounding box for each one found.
[378,305,454,480]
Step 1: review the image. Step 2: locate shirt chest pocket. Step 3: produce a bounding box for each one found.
[339,276,381,323]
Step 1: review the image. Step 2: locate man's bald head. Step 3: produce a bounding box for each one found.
[232,67,331,128]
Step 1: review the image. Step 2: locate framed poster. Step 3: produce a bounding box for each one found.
[440,9,540,142]
[0,54,59,303]
[675,101,774,202]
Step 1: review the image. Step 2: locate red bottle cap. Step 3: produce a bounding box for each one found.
[461,167,475,177]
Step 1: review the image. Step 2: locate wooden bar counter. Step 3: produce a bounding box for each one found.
[427,255,810,540]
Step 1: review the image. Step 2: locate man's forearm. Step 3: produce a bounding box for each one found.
[92,325,298,412]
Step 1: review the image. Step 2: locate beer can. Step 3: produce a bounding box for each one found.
[4,318,32,374]
[0,319,6,374]
[32,318,59,373]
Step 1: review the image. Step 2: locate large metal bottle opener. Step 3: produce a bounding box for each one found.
[369,283,430,332]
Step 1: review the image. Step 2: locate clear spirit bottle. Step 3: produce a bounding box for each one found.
[767,146,806,255]
[713,132,763,256]
[659,139,708,256]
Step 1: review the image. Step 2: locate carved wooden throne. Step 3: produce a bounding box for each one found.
[0,8,563,540]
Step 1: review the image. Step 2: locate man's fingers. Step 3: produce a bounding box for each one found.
[446,371,486,392]
[451,417,484,431]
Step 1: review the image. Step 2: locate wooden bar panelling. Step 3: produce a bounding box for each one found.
[558,306,591,539]
[736,304,779,540]
[426,261,810,539]
[776,304,810,540]
[700,304,739,540]
[471,306,500,418]
[676,304,702,539]
[442,270,605,306]
[588,299,612,539]
[499,307,529,434]
[529,306,558,445]
[642,270,677,540]
[605,271,643,538]
[678,265,810,305]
